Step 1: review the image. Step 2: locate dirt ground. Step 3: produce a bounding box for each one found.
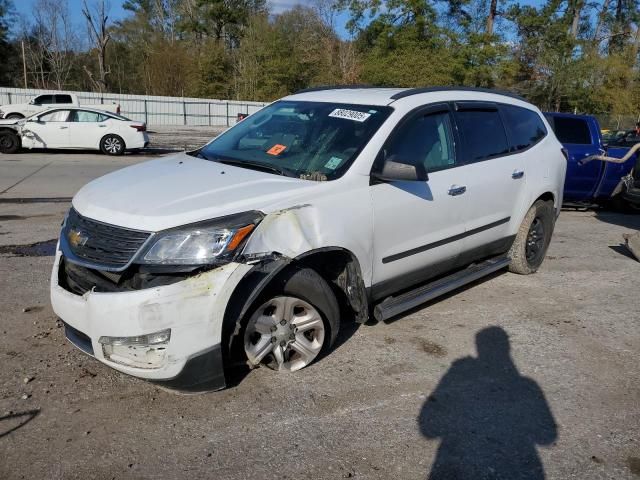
[0,149,639,479]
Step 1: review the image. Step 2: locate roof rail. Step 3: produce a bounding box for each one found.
[389,86,527,101]
[293,84,377,94]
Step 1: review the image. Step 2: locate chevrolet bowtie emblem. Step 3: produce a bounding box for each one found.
[68,229,89,248]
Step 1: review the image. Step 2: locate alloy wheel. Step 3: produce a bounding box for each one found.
[244,296,325,372]
[104,137,122,154]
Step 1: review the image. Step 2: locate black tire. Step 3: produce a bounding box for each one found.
[100,134,126,156]
[0,131,20,154]
[508,200,555,274]
[5,113,24,120]
[237,267,340,370]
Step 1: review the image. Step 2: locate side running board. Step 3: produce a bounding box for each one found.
[373,255,511,322]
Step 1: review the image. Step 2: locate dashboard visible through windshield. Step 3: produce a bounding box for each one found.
[196,100,392,180]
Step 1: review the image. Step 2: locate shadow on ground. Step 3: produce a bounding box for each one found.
[418,326,557,480]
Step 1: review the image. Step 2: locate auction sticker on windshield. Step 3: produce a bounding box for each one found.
[328,109,371,122]
[267,144,287,155]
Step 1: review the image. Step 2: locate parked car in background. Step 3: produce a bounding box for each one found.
[608,129,640,148]
[0,93,120,119]
[544,112,638,209]
[0,107,148,155]
[51,87,566,391]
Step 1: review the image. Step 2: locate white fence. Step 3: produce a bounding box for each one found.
[0,87,268,126]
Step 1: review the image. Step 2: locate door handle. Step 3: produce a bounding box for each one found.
[98,125,107,127]
[59,126,68,129]
[512,170,524,179]
[448,185,467,196]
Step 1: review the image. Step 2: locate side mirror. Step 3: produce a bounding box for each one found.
[373,157,428,182]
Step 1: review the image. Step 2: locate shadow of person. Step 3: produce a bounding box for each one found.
[418,327,557,480]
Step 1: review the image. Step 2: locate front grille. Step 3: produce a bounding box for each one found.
[64,208,151,268]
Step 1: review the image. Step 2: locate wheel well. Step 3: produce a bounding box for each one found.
[221,248,369,364]
[536,192,555,206]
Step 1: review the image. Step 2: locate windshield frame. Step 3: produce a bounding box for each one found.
[195,100,394,181]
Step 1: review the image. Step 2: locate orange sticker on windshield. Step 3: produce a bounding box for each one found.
[267,144,287,156]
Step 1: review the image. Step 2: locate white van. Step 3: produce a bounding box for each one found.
[50,87,566,391]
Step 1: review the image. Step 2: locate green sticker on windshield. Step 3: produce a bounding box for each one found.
[325,156,343,170]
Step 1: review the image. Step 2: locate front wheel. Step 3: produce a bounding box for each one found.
[508,200,555,274]
[100,134,125,156]
[0,131,20,154]
[5,113,24,120]
[242,268,340,372]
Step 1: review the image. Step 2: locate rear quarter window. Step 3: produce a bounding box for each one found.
[546,116,592,144]
[455,107,510,162]
[501,105,547,152]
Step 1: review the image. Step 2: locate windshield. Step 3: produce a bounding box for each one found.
[196,101,392,180]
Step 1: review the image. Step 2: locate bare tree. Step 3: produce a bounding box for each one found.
[486,0,498,35]
[82,0,112,93]
[570,0,584,38]
[32,0,77,89]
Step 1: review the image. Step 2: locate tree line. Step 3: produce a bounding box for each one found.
[0,0,638,116]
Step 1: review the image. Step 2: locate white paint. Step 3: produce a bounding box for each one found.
[50,87,566,384]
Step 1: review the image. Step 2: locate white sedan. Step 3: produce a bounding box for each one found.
[0,107,149,155]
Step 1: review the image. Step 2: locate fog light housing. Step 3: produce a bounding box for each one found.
[99,329,171,369]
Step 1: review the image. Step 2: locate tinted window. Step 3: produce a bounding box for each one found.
[501,105,547,152]
[548,116,591,144]
[456,108,510,161]
[71,110,105,122]
[384,111,456,172]
[35,95,54,105]
[39,110,71,122]
[55,95,73,104]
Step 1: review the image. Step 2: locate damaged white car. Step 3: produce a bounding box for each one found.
[50,87,566,391]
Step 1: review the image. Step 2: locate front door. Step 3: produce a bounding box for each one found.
[22,109,72,149]
[370,105,467,299]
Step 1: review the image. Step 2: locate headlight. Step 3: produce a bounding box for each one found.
[138,211,263,265]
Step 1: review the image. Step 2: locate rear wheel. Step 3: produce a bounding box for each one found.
[100,134,125,156]
[0,131,20,154]
[242,268,339,372]
[508,200,555,274]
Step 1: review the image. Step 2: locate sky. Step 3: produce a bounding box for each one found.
[11,0,352,38]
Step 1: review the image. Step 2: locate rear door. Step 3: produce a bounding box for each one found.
[68,110,110,149]
[452,102,527,258]
[545,115,602,202]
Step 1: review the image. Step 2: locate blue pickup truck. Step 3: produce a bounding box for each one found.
[544,112,639,210]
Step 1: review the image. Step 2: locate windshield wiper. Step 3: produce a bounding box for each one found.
[214,158,297,178]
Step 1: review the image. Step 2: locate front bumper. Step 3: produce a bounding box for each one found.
[50,251,252,390]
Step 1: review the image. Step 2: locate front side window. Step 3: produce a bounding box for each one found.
[547,116,592,145]
[196,101,393,180]
[39,110,71,122]
[35,95,54,105]
[501,105,547,152]
[455,108,510,162]
[383,111,456,173]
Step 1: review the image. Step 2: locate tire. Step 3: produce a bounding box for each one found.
[508,200,555,275]
[5,113,24,120]
[100,134,126,156]
[241,268,340,372]
[0,131,20,154]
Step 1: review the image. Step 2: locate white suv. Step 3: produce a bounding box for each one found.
[50,87,566,391]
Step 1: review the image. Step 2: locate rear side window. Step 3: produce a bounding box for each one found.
[71,110,107,122]
[547,116,591,144]
[501,105,547,152]
[385,111,456,172]
[455,107,510,161]
[54,95,73,104]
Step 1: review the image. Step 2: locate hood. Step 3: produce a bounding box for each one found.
[0,118,21,125]
[73,152,320,231]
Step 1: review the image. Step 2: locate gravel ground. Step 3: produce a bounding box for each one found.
[0,147,639,480]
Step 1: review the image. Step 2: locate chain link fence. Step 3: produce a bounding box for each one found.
[0,87,268,127]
